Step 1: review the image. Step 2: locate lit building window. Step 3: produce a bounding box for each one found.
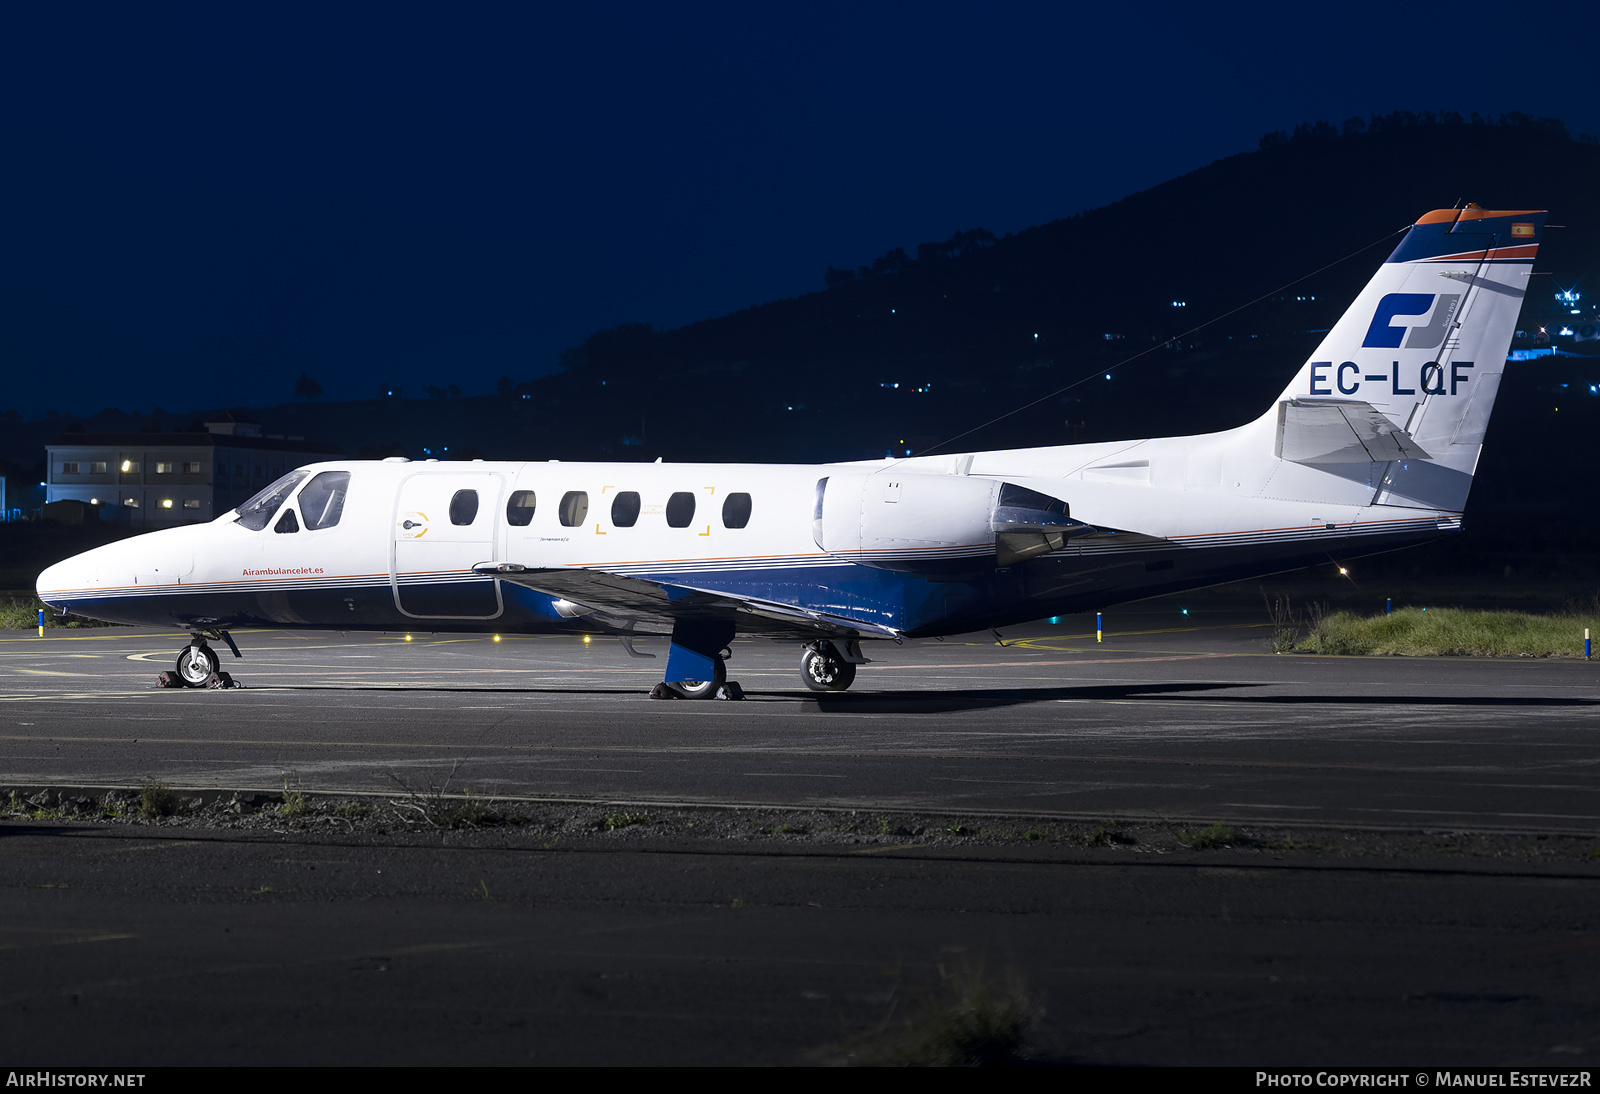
[161,499,173,509]
[182,499,200,510]
[121,460,140,473]
[183,461,201,473]
[90,462,107,473]
[123,498,139,508]
[155,462,174,474]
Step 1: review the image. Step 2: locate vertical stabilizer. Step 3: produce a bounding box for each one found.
[1268,206,1544,510]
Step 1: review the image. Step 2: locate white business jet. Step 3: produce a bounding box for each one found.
[37,206,1543,697]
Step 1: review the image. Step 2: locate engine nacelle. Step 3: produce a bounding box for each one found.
[812,473,1091,573]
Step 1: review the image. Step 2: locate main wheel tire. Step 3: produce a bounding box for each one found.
[669,657,726,700]
[175,645,219,687]
[801,642,857,692]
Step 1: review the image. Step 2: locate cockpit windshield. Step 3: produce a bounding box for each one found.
[234,470,311,531]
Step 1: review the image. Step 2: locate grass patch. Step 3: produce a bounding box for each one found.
[1297,606,1599,658]
[1085,823,1136,847]
[138,780,176,820]
[279,774,309,818]
[385,765,502,829]
[1180,821,1238,850]
[0,595,115,629]
[841,957,1040,1066]
[602,810,652,831]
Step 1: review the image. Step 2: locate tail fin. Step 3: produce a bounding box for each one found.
[1270,206,1545,510]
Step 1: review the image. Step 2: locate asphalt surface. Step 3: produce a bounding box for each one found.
[3,824,1599,1066]
[4,605,1599,1066]
[2,604,1598,831]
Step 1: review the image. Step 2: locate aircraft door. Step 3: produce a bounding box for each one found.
[391,471,507,619]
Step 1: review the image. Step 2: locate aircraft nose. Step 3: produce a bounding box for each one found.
[35,552,96,611]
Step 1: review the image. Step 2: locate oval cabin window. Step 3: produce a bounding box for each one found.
[505,490,536,527]
[722,492,752,529]
[449,489,479,526]
[559,491,589,527]
[611,491,641,527]
[665,491,696,528]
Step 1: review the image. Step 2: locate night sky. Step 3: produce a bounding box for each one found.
[6,2,1597,417]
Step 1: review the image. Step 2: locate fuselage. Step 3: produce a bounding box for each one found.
[38,205,1543,649]
[35,415,1455,642]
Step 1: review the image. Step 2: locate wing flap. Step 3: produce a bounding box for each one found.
[474,564,900,640]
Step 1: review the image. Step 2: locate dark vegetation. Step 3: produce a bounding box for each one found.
[4,113,1597,582]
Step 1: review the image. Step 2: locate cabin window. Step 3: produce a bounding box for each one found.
[298,471,350,530]
[558,491,589,527]
[234,470,310,531]
[665,491,696,528]
[722,492,752,529]
[274,508,300,534]
[449,489,480,526]
[505,490,536,527]
[611,491,641,527]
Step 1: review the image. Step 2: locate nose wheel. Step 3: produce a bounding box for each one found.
[175,644,219,687]
[801,641,856,692]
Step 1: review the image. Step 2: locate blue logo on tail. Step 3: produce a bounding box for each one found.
[1364,293,1462,350]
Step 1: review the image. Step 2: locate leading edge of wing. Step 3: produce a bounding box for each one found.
[471,563,901,640]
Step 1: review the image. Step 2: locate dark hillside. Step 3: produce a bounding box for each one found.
[530,115,1597,465]
[10,116,1597,570]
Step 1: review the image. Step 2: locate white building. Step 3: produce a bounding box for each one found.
[45,419,342,527]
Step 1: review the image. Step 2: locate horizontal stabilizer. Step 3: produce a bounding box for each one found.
[473,563,901,640]
[1276,398,1432,466]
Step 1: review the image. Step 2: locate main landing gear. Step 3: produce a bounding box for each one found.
[801,640,858,693]
[651,646,743,700]
[168,630,243,688]
[648,627,864,699]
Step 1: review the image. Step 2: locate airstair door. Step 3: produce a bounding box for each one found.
[390,471,506,620]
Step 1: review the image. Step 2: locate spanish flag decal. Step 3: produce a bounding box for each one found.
[1511,223,1536,237]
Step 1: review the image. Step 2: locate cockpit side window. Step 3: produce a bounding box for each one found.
[298,471,351,531]
[234,470,311,531]
[274,508,300,534]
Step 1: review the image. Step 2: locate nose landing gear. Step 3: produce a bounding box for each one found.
[167,629,243,688]
[175,643,220,686]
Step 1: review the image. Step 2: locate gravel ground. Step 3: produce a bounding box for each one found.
[7,782,1600,865]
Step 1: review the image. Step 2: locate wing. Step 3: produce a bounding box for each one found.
[473,563,901,641]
